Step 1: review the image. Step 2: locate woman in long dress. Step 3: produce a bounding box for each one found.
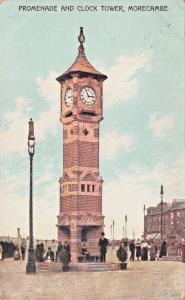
[150,240,157,261]
[135,239,141,261]
[141,240,148,261]
[0,243,3,260]
[159,240,167,258]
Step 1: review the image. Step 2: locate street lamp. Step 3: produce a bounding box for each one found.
[112,220,115,241]
[124,214,127,239]
[160,184,164,241]
[143,204,146,240]
[26,118,36,274]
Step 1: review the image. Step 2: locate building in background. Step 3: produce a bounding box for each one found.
[145,199,185,255]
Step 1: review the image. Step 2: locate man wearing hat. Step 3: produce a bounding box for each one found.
[98,232,109,262]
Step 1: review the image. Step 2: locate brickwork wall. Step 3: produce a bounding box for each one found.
[58,68,106,263]
[60,195,76,212]
[77,195,102,212]
[64,141,99,168]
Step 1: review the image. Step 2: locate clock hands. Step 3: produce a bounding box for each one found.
[65,88,73,107]
[80,86,96,105]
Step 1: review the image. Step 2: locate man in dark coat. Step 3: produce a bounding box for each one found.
[98,232,109,262]
[129,240,135,261]
[21,244,26,260]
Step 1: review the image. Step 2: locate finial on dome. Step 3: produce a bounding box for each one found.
[78,27,85,55]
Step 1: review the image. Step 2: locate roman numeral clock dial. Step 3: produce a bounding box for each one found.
[64,88,73,107]
[80,86,96,105]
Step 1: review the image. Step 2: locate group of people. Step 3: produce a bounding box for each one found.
[0,241,26,261]
[14,244,26,260]
[0,241,16,259]
[1,235,169,265]
[129,239,167,261]
[35,241,71,263]
[98,233,169,263]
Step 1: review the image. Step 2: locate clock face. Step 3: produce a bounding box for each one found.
[64,88,73,107]
[80,86,96,105]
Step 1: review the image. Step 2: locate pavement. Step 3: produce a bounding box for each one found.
[0,259,185,300]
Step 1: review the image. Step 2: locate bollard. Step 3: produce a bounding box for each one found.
[182,244,185,263]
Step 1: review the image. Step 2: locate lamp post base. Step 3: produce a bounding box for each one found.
[26,248,36,274]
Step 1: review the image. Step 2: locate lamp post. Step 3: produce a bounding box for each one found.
[122,226,124,240]
[17,228,21,259]
[143,204,146,240]
[110,224,112,241]
[26,118,36,274]
[125,214,127,239]
[112,220,115,241]
[160,185,164,241]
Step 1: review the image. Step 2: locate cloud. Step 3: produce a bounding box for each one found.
[0,52,149,156]
[0,160,59,239]
[148,114,174,137]
[34,180,59,239]
[34,71,60,140]
[0,71,61,155]
[36,71,59,103]
[0,172,28,236]
[103,153,185,239]
[0,97,31,155]
[0,176,59,240]
[100,130,136,160]
[104,53,150,108]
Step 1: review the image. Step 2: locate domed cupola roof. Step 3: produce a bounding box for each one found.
[56,27,107,83]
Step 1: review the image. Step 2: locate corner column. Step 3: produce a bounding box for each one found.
[70,219,78,263]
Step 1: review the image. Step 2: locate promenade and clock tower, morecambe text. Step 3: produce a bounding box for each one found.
[56,28,107,263]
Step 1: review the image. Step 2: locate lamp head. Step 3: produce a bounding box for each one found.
[28,118,35,155]
[160,185,164,196]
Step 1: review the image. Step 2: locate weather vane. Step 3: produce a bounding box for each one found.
[78,27,85,54]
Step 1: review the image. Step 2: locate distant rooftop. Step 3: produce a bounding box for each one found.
[146,199,185,215]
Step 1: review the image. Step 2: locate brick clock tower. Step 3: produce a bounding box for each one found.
[56,27,107,263]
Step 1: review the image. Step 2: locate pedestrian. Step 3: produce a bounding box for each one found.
[98,232,109,262]
[45,247,55,262]
[63,241,71,256]
[36,243,44,262]
[81,242,90,262]
[58,241,71,271]
[150,240,157,261]
[56,242,63,262]
[141,240,148,261]
[14,245,20,260]
[0,242,3,260]
[135,239,141,261]
[159,240,167,258]
[116,242,128,270]
[129,240,135,261]
[21,244,26,260]
[177,239,182,256]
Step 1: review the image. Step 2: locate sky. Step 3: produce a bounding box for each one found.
[0,0,184,240]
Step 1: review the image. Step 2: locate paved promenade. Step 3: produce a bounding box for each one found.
[0,259,185,300]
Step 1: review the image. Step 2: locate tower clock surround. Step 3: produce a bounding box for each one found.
[56,27,107,263]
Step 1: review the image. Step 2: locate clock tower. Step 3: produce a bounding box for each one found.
[56,27,107,263]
